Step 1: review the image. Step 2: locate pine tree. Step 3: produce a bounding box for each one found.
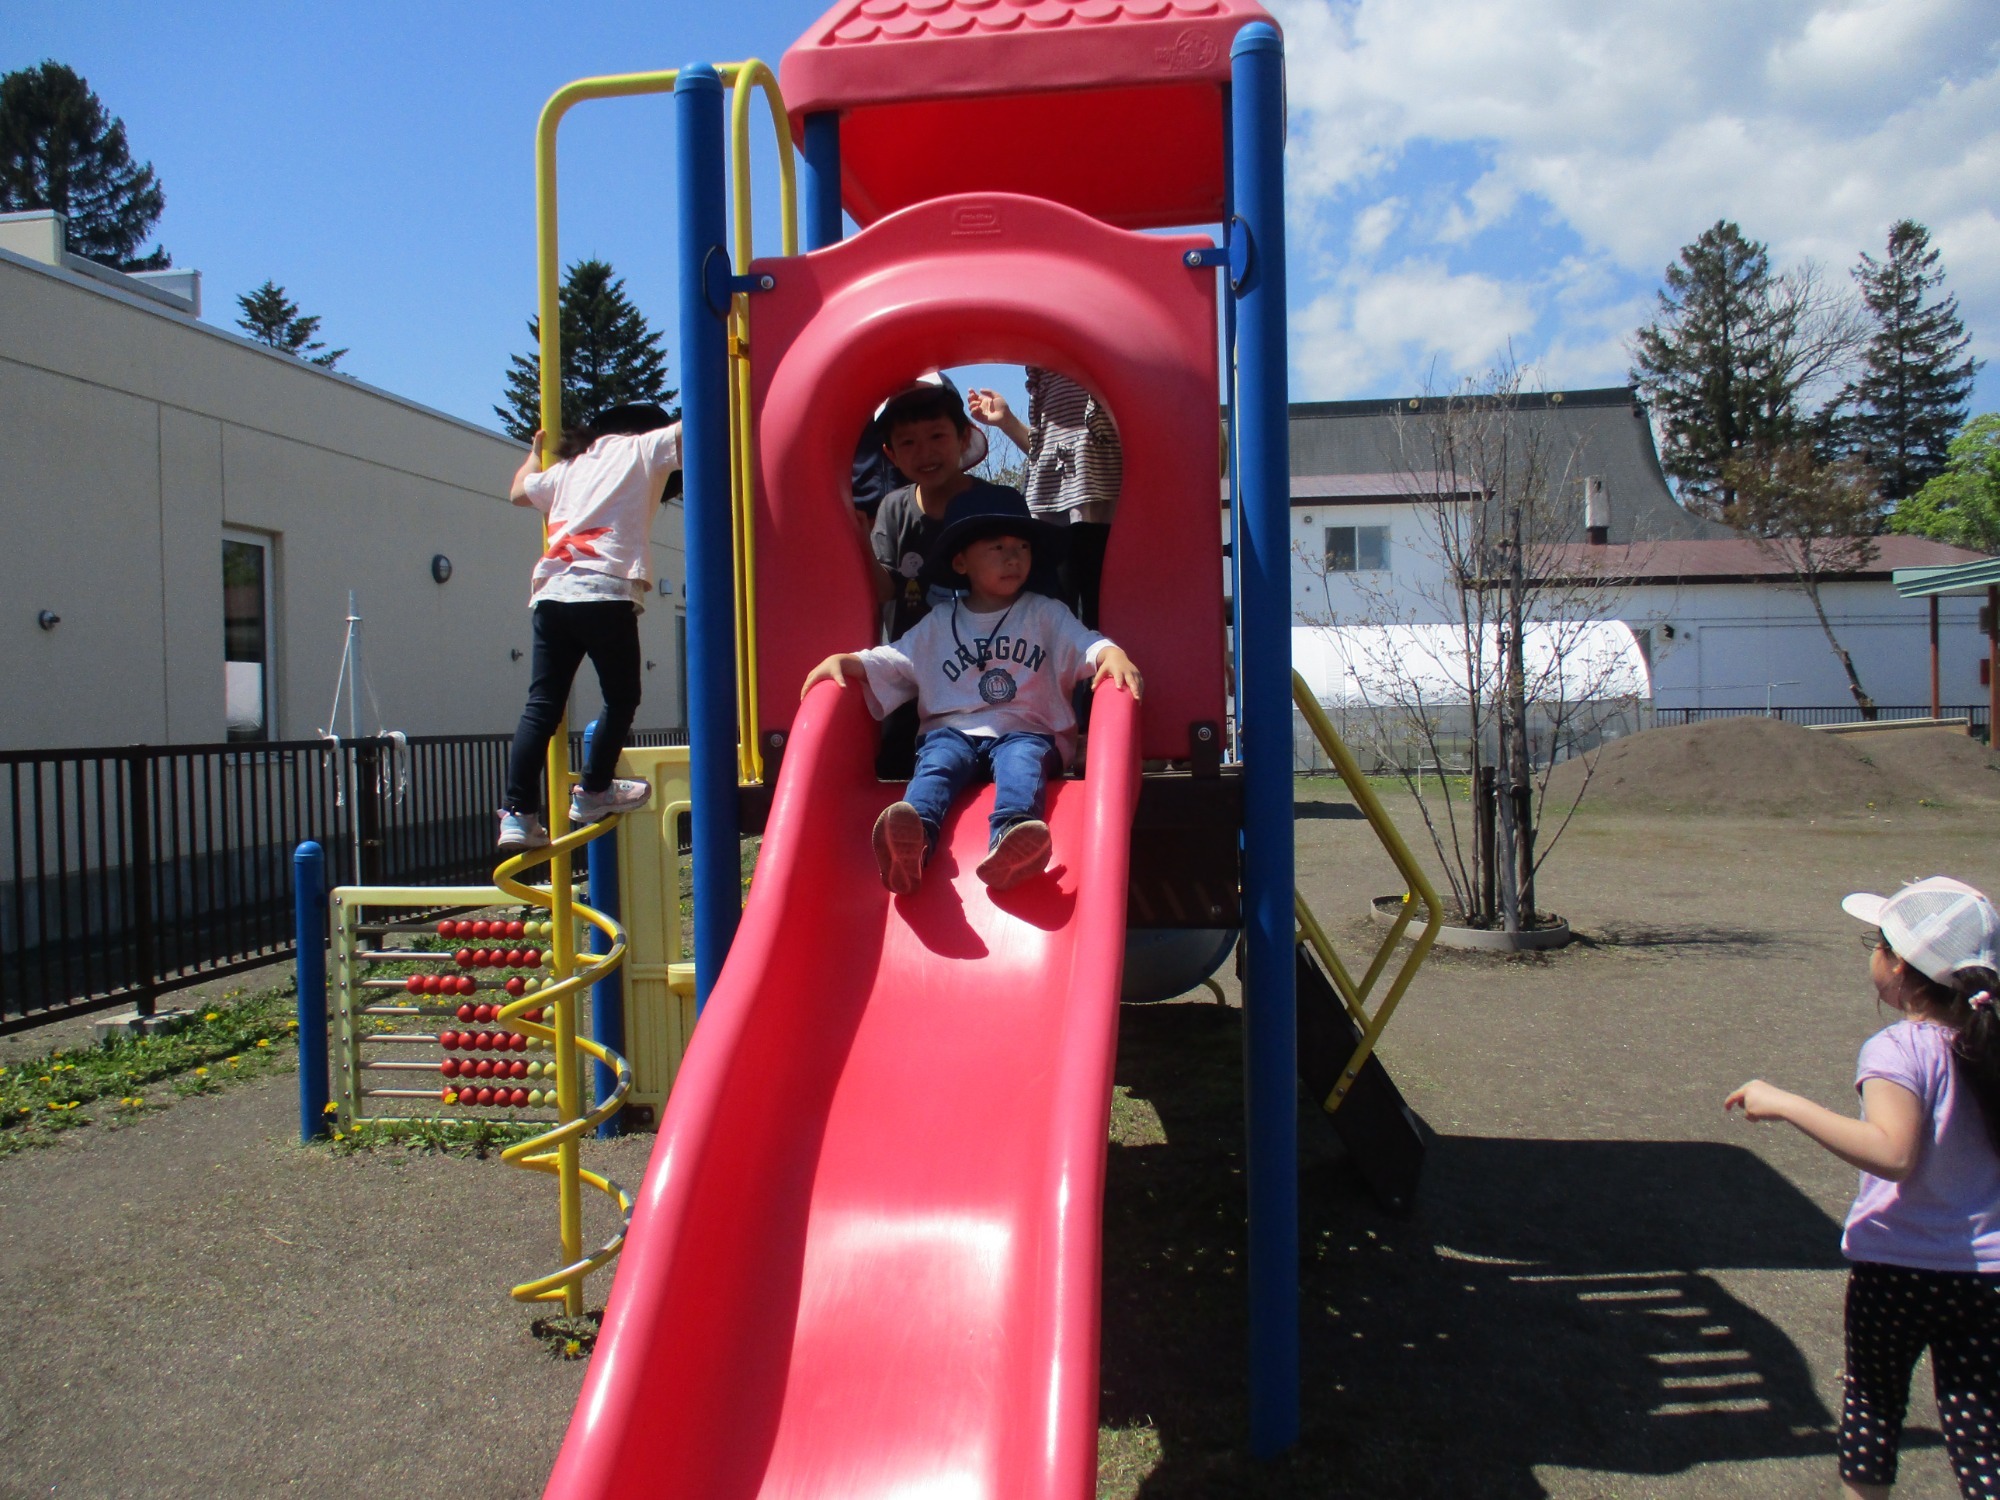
[236,281,346,369]
[1836,221,1981,501]
[496,258,676,442]
[1631,221,1863,512]
[0,61,168,270]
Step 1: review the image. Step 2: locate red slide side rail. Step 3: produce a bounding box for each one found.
[544,678,1140,1499]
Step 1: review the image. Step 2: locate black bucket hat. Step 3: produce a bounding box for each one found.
[922,486,1065,588]
[592,402,675,436]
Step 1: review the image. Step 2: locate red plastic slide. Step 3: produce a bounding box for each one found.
[543,678,1140,1499]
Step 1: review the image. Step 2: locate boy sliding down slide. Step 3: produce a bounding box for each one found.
[804,487,1142,894]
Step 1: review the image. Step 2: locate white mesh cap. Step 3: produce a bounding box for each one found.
[1842,876,2000,986]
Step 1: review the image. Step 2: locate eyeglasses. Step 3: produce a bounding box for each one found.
[1860,930,1891,955]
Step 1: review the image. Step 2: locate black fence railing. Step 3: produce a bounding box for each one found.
[1654,705,1991,736]
[0,727,687,1035]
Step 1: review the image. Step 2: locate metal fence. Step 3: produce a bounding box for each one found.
[1653,704,1991,735]
[0,727,687,1034]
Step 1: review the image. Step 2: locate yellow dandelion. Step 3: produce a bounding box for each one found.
[204,1012,219,1021]
[322,1102,337,1115]
[193,1067,208,1077]
[225,1056,240,1066]
[255,1039,272,1048]
[564,1339,583,1357]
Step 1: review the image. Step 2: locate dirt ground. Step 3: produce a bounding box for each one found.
[2,751,1996,1497]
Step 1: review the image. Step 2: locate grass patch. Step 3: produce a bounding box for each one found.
[326,1115,541,1157]
[0,984,299,1159]
[530,1308,603,1360]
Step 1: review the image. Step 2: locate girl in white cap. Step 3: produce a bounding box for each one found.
[1727,876,2000,1498]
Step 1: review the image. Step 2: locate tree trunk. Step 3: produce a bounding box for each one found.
[1802,577,1877,719]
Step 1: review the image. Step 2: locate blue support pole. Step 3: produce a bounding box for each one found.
[802,111,843,250]
[675,65,740,1013]
[582,722,625,1137]
[294,841,329,1142]
[1230,21,1300,1459]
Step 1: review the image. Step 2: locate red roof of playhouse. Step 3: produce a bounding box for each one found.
[781,0,1276,230]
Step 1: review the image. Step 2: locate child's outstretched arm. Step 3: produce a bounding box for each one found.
[1725,1077,1924,1181]
[1089,646,1143,701]
[801,653,866,699]
[966,389,1033,454]
[509,430,546,506]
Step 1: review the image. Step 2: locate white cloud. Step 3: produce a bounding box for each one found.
[1268,0,2000,397]
[1296,260,1536,396]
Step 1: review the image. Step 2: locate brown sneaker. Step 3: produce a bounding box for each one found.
[872,801,929,895]
[976,819,1051,891]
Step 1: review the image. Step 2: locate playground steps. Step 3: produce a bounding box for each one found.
[1294,940,1427,1217]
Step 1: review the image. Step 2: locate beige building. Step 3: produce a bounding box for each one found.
[0,210,688,753]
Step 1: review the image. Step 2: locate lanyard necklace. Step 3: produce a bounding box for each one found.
[951,595,1022,705]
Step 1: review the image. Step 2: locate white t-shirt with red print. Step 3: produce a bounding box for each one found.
[518,425,682,609]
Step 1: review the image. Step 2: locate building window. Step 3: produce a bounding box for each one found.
[1326,524,1390,573]
[223,533,273,741]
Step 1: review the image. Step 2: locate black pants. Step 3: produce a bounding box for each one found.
[504,601,641,814]
[1059,521,1111,630]
[1841,1260,2000,1494]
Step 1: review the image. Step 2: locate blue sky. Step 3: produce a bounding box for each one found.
[8,0,1996,433]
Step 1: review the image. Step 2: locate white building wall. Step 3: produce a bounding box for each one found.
[1,247,688,751]
[1613,582,1986,712]
[1239,490,1985,714]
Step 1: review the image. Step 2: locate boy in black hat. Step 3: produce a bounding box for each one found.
[498,402,681,852]
[804,487,1143,893]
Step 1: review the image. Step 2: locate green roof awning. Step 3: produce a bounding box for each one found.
[1894,557,2000,598]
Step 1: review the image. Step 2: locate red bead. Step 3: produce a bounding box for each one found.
[472,1058,491,1078]
[438,1030,458,1050]
[436,920,452,937]
[510,1032,528,1053]
[404,974,422,994]
[509,1088,530,1108]
[505,976,525,997]
[510,1060,528,1079]
[476,1087,496,1106]
[471,1003,491,1022]
[439,1058,458,1079]
[455,1003,474,1022]
[453,948,471,968]
[471,920,490,938]
[507,920,526,940]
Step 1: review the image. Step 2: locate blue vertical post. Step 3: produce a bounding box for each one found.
[802,111,843,250]
[676,65,739,1013]
[583,722,625,1137]
[294,841,329,1142]
[1231,21,1299,1459]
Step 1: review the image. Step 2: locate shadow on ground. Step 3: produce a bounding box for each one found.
[1295,801,1366,822]
[1098,1002,1858,1498]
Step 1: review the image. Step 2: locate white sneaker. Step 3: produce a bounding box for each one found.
[571,778,650,823]
[497,810,551,852]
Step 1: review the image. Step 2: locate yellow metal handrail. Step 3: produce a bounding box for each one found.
[1291,670,1443,1111]
[724,59,796,784]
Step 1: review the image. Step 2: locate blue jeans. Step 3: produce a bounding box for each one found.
[904,729,1060,849]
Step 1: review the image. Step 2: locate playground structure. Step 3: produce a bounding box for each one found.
[293,1,1446,1492]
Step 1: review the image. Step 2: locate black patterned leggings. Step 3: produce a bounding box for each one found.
[1843,1261,2000,1494]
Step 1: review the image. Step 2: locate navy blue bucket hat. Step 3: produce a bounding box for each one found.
[923,486,1066,588]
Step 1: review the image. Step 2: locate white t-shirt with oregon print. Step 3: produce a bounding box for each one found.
[855,591,1111,767]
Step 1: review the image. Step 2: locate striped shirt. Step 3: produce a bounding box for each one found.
[1023,368,1123,525]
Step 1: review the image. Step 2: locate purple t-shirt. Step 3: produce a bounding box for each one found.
[1842,1020,2000,1272]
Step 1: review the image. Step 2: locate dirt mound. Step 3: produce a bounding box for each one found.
[1547,717,2000,816]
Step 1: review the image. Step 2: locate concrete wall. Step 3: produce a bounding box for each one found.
[0,247,687,751]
